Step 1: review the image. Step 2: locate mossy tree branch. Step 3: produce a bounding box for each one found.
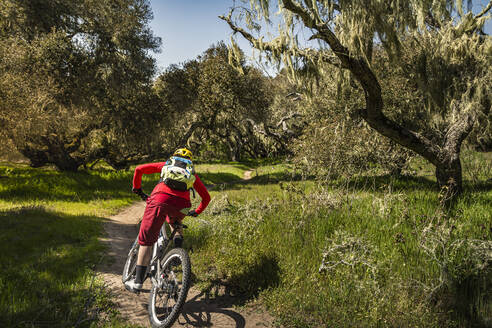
[222,0,492,202]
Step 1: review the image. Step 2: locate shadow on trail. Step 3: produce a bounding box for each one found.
[97,210,142,277]
[191,255,280,308]
[97,220,139,277]
[178,255,280,327]
[100,211,278,327]
[178,291,247,328]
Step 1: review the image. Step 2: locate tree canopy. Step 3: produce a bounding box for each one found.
[0,0,162,170]
[221,0,492,203]
[154,42,302,161]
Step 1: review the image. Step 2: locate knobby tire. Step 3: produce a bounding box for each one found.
[148,247,191,328]
[122,237,139,284]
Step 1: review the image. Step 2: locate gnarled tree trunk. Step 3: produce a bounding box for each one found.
[279,0,476,205]
[16,137,82,172]
[436,158,462,206]
[435,112,474,205]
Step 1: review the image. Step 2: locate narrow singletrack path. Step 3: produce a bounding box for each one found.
[97,168,276,327]
[243,169,255,180]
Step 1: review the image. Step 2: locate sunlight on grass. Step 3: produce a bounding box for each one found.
[195,162,251,185]
[1,154,490,327]
[0,165,145,327]
[187,157,492,328]
[0,161,252,327]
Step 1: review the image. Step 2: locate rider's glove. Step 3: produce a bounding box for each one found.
[132,188,149,201]
[187,209,198,217]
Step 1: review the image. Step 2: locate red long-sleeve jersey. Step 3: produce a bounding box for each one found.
[133,162,211,214]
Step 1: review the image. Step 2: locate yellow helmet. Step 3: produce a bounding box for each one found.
[173,148,193,160]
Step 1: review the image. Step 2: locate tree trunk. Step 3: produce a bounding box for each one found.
[20,147,49,168]
[229,141,241,162]
[53,156,81,172]
[434,112,473,206]
[43,137,82,172]
[20,145,81,171]
[436,156,463,207]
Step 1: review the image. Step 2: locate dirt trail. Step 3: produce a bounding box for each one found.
[98,168,275,327]
[243,169,255,181]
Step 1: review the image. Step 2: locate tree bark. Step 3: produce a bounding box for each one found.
[42,135,83,172]
[19,146,49,168]
[436,112,474,206]
[436,158,462,207]
[17,138,81,171]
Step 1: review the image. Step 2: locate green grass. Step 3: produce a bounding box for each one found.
[0,165,157,327]
[1,155,490,327]
[0,161,252,327]
[0,207,105,327]
[195,162,252,184]
[185,154,492,328]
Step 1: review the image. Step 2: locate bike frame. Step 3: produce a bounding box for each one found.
[123,215,192,327]
[148,222,183,284]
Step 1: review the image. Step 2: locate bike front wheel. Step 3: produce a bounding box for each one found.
[122,236,139,284]
[148,247,191,328]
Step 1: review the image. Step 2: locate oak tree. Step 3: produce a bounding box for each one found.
[221,0,492,203]
[0,0,161,170]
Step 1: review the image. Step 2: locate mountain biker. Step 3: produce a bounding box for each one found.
[125,148,210,293]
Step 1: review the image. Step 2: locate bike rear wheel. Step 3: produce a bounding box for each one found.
[122,237,139,284]
[148,247,191,328]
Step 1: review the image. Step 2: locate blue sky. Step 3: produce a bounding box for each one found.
[149,0,492,73]
[149,0,253,73]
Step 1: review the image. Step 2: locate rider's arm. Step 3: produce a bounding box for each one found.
[193,175,210,214]
[132,162,165,189]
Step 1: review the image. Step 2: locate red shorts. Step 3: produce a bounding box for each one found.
[138,193,191,246]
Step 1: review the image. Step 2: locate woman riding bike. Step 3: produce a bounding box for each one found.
[125,148,210,292]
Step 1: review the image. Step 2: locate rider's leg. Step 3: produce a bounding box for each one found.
[126,201,165,292]
[133,245,152,285]
[137,245,152,265]
[170,224,184,247]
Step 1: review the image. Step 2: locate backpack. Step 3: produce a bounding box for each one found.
[160,156,196,191]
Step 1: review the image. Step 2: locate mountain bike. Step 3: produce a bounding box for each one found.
[122,220,191,328]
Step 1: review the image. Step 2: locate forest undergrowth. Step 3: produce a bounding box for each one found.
[0,155,490,327]
[187,152,492,328]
